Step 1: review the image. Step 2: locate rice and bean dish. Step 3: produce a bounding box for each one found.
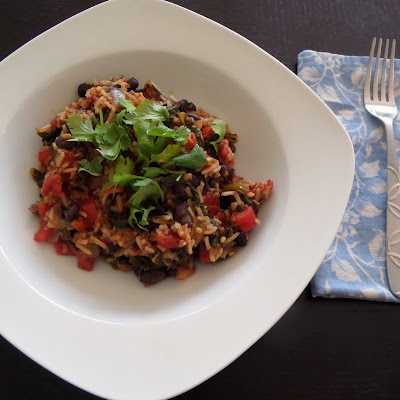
[29,77,273,286]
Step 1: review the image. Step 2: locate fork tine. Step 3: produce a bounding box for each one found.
[372,38,382,100]
[381,39,389,101]
[364,37,376,103]
[389,39,396,103]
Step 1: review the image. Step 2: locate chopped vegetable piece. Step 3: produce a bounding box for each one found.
[199,243,211,263]
[79,197,98,227]
[42,171,63,197]
[154,233,181,249]
[201,125,214,139]
[37,202,50,219]
[76,250,94,271]
[231,206,257,232]
[55,239,76,256]
[38,148,52,167]
[34,221,52,242]
[173,145,208,169]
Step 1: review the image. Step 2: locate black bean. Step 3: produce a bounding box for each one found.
[220,195,233,210]
[108,208,130,229]
[228,168,234,180]
[129,257,144,271]
[114,84,121,88]
[174,203,188,219]
[63,202,79,222]
[179,213,193,227]
[107,242,119,253]
[186,102,196,112]
[37,177,44,188]
[209,178,218,188]
[173,182,189,200]
[127,77,139,91]
[179,99,189,111]
[203,184,210,194]
[191,174,200,188]
[236,232,247,247]
[55,136,77,150]
[42,127,61,143]
[78,83,92,97]
[229,142,236,153]
[140,269,166,285]
[186,112,201,121]
[220,165,228,179]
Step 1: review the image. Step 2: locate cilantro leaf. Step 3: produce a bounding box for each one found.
[172,145,208,169]
[115,109,127,126]
[67,114,96,142]
[129,180,164,206]
[147,123,190,144]
[123,99,169,124]
[78,156,104,176]
[210,119,227,152]
[150,144,182,164]
[131,147,150,168]
[142,167,170,178]
[118,98,136,113]
[128,205,155,230]
[115,155,135,175]
[97,141,121,161]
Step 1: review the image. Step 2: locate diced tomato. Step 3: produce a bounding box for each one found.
[214,211,226,222]
[218,139,234,170]
[231,206,257,232]
[71,218,87,232]
[42,171,63,197]
[86,97,94,106]
[34,221,53,242]
[37,202,50,219]
[76,250,94,271]
[50,119,57,128]
[143,92,152,99]
[187,132,197,149]
[55,239,76,256]
[201,125,214,139]
[61,150,77,165]
[38,148,52,167]
[203,191,220,217]
[154,233,181,249]
[104,186,124,195]
[79,197,98,227]
[199,243,211,263]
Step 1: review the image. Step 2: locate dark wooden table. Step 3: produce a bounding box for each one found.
[1,1,400,399]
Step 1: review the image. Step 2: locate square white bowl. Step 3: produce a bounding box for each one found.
[0,1,354,399]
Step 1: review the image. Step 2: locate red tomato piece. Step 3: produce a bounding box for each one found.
[71,218,87,232]
[79,197,98,227]
[214,211,226,222]
[38,148,52,167]
[201,125,214,139]
[76,250,94,271]
[37,202,50,219]
[187,132,197,149]
[104,186,124,195]
[154,233,181,249]
[199,243,211,263]
[34,221,52,242]
[218,139,234,170]
[55,239,76,256]
[203,192,220,217]
[42,171,63,197]
[231,206,257,232]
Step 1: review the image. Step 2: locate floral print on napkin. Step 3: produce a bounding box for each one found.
[298,50,400,302]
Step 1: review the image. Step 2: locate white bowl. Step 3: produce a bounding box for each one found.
[0,0,354,399]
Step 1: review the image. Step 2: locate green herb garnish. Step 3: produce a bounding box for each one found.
[173,145,208,169]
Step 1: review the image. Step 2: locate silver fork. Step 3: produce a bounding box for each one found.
[364,37,400,298]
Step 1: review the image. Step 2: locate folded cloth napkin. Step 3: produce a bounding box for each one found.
[298,50,400,303]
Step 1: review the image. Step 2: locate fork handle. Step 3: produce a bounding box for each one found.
[384,118,400,298]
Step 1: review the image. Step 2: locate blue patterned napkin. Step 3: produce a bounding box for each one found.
[298,50,400,302]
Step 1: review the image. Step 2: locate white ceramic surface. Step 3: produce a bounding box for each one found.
[0,0,354,399]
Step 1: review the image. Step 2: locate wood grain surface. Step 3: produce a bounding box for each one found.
[1,1,400,399]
